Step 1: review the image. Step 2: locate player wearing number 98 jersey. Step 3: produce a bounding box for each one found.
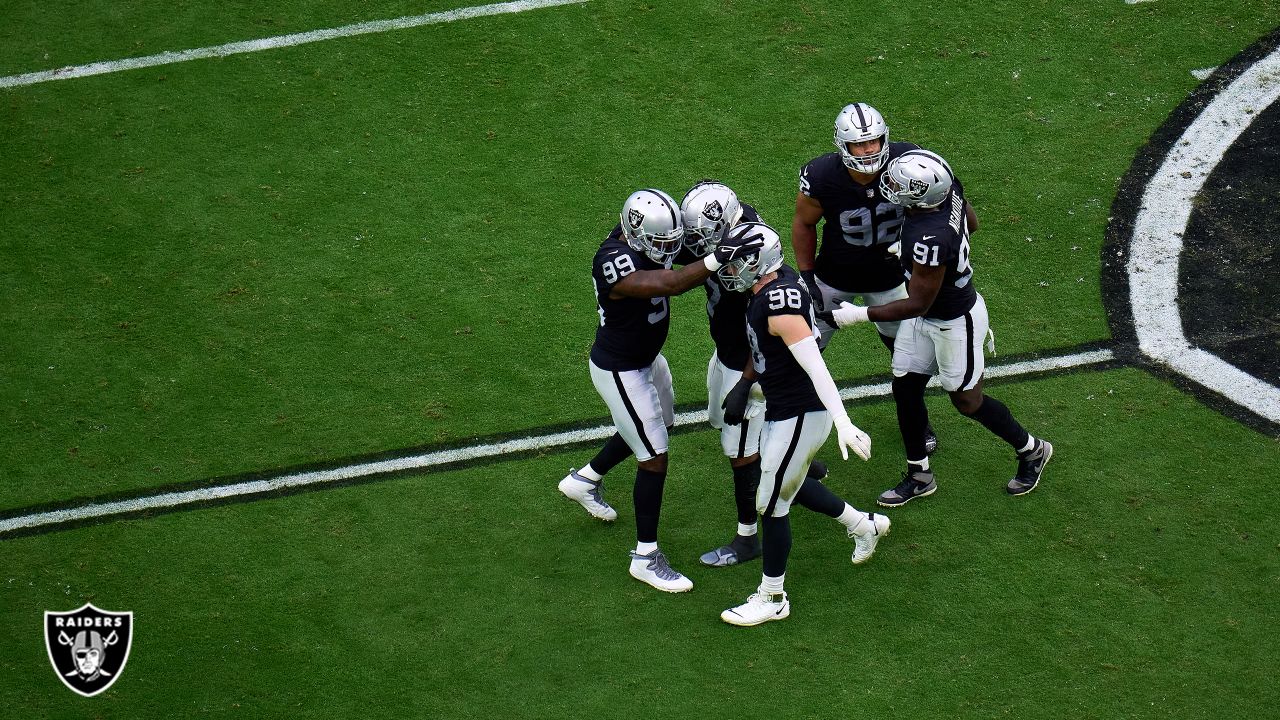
[715,222,891,628]
[558,188,768,594]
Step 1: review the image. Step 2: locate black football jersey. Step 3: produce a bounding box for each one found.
[672,203,764,370]
[799,141,919,293]
[897,174,978,321]
[589,225,672,371]
[745,265,825,421]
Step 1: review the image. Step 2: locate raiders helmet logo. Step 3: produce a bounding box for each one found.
[45,603,133,697]
[866,188,875,198]
[626,208,645,229]
[702,200,723,222]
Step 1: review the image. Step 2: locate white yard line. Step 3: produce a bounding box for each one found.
[0,349,1113,536]
[0,0,588,89]
[1127,44,1280,424]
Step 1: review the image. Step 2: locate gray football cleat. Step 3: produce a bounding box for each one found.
[558,469,617,521]
[878,470,938,508]
[629,550,693,593]
[1008,439,1053,496]
[699,534,762,567]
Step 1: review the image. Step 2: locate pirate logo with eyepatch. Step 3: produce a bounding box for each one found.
[45,603,133,697]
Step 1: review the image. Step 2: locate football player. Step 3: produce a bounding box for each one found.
[713,222,891,627]
[821,149,1053,505]
[679,180,835,569]
[793,103,937,453]
[558,188,763,593]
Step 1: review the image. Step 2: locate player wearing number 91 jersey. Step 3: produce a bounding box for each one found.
[819,149,1053,507]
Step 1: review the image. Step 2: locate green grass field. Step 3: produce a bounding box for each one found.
[2,1,1278,718]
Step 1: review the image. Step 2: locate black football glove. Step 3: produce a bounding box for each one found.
[800,269,824,312]
[721,376,754,426]
[712,233,765,265]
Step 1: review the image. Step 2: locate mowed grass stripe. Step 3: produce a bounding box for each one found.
[0,0,589,88]
[0,348,1114,537]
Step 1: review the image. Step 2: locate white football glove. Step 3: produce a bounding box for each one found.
[834,417,871,461]
[830,301,870,328]
[744,382,765,420]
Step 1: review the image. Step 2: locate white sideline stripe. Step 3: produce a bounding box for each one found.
[0,0,588,89]
[1128,45,1280,423]
[0,349,1112,535]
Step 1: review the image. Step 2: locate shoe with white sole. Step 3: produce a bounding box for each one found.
[558,469,617,521]
[721,590,790,627]
[629,550,693,593]
[850,512,891,565]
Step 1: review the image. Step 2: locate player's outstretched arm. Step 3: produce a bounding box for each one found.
[821,262,945,327]
[612,240,765,300]
[770,313,871,461]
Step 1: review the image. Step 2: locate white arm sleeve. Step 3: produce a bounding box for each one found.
[786,335,850,426]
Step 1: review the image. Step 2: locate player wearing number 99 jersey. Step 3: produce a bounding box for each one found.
[819,149,1053,507]
[715,222,891,628]
[558,188,768,594]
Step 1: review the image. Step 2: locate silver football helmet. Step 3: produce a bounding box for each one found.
[833,103,890,174]
[879,149,954,209]
[680,181,744,258]
[620,188,684,264]
[717,222,784,292]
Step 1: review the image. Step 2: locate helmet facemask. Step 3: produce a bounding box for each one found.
[717,223,784,292]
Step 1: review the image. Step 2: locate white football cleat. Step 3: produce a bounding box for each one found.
[558,469,617,522]
[629,550,693,593]
[850,512,891,565]
[721,590,790,627]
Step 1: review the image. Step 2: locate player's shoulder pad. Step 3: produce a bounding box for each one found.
[741,202,762,223]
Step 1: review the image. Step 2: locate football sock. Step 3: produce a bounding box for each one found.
[962,396,1031,450]
[805,459,827,480]
[893,373,931,462]
[737,523,758,538]
[760,514,793,578]
[877,331,896,354]
[732,459,762,526]
[760,573,785,595]
[633,467,666,544]
[837,504,871,535]
[1018,436,1038,456]
[635,541,658,556]
[588,432,632,477]
[577,466,603,482]
[908,457,930,473]
[794,476,845,518]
